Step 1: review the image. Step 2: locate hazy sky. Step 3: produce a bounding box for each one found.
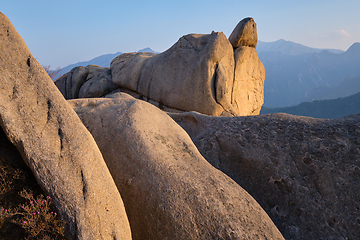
[2,0,360,68]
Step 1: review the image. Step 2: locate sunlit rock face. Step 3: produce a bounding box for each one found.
[0,12,132,240]
[56,18,265,117]
[69,94,284,240]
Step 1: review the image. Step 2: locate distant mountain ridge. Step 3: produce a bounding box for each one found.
[257,39,344,55]
[54,48,157,80]
[260,91,360,119]
[258,42,360,107]
[305,75,360,101]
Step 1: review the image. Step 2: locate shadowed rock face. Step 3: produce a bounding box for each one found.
[69,94,284,240]
[0,12,131,240]
[55,65,119,99]
[170,111,360,240]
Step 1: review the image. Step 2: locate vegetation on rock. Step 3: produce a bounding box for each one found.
[0,157,65,239]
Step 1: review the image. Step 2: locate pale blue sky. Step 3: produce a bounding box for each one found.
[2,0,359,68]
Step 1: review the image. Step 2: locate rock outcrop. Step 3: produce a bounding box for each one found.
[69,94,284,240]
[230,17,264,115]
[0,12,131,239]
[55,65,119,99]
[55,17,265,117]
[111,32,237,116]
[110,22,265,116]
[170,111,360,240]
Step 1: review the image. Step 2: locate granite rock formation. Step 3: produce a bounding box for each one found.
[55,17,265,117]
[0,12,131,240]
[69,94,284,240]
[110,52,156,92]
[111,32,237,116]
[170,111,360,240]
[5,10,349,239]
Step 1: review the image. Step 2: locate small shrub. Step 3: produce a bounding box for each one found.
[0,160,65,239]
[11,190,65,239]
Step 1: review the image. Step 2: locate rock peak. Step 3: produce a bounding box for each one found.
[228,17,258,48]
[345,42,360,54]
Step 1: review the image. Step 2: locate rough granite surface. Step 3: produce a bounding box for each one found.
[170,111,360,240]
[69,94,285,240]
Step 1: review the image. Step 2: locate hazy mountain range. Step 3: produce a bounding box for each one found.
[53,40,360,116]
[257,39,344,55]
[257,40,360,108]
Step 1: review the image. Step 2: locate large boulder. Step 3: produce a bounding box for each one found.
[0,12,131,239]
[69,93,284,240]
[111,32,237,116]
[228,17,258,49]
[110,52,156,91]
[109,18,265,117]
[170,111,360,240]
[55,65,119,99]
[54,18,265,117]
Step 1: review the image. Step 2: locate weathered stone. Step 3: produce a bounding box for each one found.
[109,26,265,117]
[111,32,238,116]
[54,19,265,117]
[170,111,360,240]
[55,65,119,99]
[228,17,258,49]
[110,52,156,91]
[233,46,265,115]
[105,89,185,113]
[69,94,284,240]
[0,12,131,239]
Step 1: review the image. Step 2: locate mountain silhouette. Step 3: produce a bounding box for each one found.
[257,39,344,55]
[258,42,360,107]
